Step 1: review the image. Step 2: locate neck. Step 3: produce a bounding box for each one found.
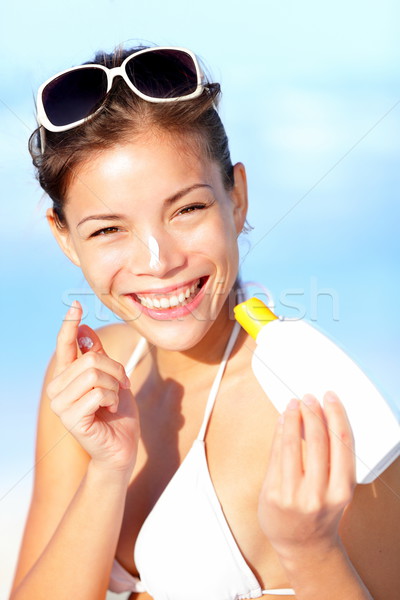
[152,299,239,380]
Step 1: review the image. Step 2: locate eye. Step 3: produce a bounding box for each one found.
[90,226,121,237]
[176,203,208,216]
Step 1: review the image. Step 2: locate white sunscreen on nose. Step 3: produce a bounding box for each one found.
[148,235,161,269]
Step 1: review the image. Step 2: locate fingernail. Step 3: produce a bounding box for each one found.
[123,374,131,388]
[78,336,94,350]
[287,398,299,410]
[325,391,339,403]
[303,394,316,406]
[66,301,79,316]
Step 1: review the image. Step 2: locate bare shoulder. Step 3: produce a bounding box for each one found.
[340,457,400,599]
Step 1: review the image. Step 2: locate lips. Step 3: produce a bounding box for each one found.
[135,279,202,310]
[129,277,208,316]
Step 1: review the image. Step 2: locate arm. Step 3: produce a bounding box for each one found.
[258,392,373,600]
[12,463,131,599]
[11,302,140,600]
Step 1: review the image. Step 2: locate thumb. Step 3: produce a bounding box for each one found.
[77,324,106,355]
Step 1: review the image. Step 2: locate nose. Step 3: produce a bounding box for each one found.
[130,229,187,278]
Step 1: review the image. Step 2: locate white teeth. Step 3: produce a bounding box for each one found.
[160,298,170,309]
[136,279,202,310]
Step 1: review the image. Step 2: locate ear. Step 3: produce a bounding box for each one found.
[230,162,248,235]
[46,208,81,267]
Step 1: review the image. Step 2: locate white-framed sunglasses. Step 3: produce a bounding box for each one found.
[36,46,204,133]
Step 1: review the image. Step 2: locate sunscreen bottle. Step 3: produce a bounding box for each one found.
[234,297,400,483]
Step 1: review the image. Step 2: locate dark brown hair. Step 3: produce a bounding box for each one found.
[29,45,234,228]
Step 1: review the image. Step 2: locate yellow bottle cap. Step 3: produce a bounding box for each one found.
[234,297,278,339]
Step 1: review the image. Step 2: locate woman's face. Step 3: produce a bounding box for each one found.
[49,132,248,350]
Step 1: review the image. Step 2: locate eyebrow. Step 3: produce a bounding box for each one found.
[76,183,213,228]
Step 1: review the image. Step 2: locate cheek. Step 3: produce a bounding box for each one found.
[79,245,126,291]
[183,216,239,271]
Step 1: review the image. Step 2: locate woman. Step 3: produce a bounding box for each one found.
[11,45,400,599]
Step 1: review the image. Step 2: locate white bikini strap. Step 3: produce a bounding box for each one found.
[262,590,295,596]
[125,336,148,376]
[197,321,242,442]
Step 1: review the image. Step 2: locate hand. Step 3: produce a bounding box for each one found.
[46,301,140,475]
[258,392,356,560]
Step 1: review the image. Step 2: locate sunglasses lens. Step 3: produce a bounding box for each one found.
[42,67,108,127]
[125,49,199,99]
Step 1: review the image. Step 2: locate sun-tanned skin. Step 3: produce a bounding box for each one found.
[11,134,400,600]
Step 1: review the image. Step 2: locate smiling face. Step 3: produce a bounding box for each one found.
[48,131,248,351]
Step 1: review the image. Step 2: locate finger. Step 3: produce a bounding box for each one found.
[281,399,303,496]
[77,324,106,355]
[62,387,119,432]
[79,387,120,418]
[54,301,82,376]
[324,391,356,500]
[50,368,122,414]
[301,394,329,490]
[76,323,130,389]
[50,349,131,394]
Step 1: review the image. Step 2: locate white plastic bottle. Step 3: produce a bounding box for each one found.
[234,297,400,483]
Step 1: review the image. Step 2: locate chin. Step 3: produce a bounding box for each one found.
[144,320,215,352]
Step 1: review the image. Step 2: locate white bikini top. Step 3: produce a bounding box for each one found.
[109,322,295,599]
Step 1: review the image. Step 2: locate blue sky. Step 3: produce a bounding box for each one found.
[1,0,399,594]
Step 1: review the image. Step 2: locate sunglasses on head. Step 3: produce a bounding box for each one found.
[36,46,204,133]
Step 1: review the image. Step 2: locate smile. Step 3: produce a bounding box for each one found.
[129,277,208,315]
